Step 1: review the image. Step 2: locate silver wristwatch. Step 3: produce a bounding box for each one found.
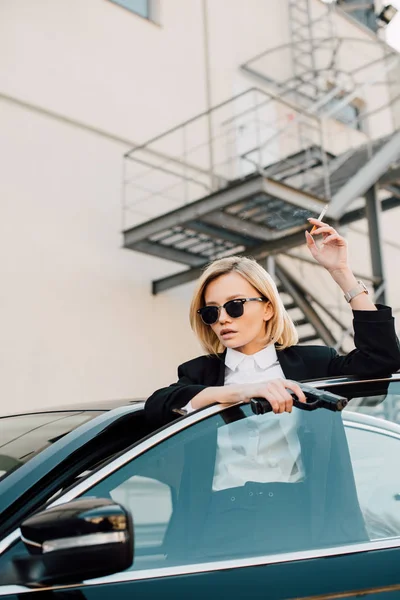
[344,280,368,303]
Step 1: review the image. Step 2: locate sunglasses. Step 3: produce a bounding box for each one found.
[197,297,266,326]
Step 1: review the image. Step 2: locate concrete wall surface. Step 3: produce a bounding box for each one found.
[0,0,399,413]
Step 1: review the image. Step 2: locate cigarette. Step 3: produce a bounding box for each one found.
[310,205,328,233]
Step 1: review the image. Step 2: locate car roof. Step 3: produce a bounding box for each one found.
[0,397,145,418]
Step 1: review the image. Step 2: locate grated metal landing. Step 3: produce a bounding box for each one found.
[123,175,327,269]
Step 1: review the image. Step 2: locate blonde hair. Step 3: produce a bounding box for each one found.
[189,256,298,355]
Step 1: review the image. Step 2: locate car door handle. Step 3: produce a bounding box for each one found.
[250,383,348,415]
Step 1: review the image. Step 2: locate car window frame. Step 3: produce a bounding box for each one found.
[1,374,400,593]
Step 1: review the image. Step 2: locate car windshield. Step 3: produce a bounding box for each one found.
[0,411,103,481]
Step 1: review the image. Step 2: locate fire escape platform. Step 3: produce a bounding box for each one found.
[123,174,327,269]
[309,134,399,200]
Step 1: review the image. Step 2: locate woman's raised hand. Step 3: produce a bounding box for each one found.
[305,218,349,274]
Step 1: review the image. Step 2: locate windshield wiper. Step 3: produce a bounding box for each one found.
[251,383,348,415]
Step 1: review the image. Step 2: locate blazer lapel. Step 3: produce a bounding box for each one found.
[202,351,226,386]
[277,346,308,382]
[216,351,226,385]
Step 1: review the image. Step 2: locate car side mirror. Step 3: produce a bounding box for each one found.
[14,498,133,586]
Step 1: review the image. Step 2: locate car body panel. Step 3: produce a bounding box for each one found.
[1,546,400,599]
[1,375,400,599]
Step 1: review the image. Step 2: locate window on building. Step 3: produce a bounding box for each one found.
[110,0,151,19]
[325,96,363,131]
[336,0,379,32]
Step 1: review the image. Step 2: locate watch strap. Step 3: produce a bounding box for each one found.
[344,280,368,303]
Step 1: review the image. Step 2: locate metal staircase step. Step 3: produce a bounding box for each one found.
[308,135,392,199]
[284,302,297,311]
[294,318,309,327]
[299,334,320,343]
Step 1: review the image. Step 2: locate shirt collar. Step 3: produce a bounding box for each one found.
[225,344,278,371]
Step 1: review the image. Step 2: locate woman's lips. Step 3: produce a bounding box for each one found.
[220,330,237,339]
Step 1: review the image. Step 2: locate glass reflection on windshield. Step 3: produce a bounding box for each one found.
[0,412,101,481]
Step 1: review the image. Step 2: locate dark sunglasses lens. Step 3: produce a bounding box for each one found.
[200,306,219,325]
[225,300,244,319]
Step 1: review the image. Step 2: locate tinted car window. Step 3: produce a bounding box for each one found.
[345,424,400,538]
[111,475,173,551]
[0,412,102,481]
[340,380,400,539]
[80,403,371,571]
[342,380,400,425]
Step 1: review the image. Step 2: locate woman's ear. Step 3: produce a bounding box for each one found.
[263,301,274,321]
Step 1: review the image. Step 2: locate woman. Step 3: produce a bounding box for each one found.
[146,218,400,559]
[146,218,400,428]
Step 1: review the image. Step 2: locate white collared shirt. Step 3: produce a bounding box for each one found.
[224,345,285,385]
[184,345,304,491]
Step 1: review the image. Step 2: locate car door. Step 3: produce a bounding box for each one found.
[1,377,400,599]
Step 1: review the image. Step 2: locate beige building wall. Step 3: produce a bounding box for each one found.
[0,0,398,414]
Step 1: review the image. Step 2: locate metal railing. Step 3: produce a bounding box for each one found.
[122,64,399,233]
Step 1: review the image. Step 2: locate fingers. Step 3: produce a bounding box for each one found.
[305,230,318,258]
[265,381,293,414]
[309,226,335,236]
[310,229,346,248]
[305,230,315,245]
[308,219,345,239]
[308,217,329,229]
[308,218,336,233]
[306,219,347,250]
[320,233,346,246]
[284,380,307,403]
[252,379,307,414]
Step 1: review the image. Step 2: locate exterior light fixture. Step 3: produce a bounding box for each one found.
[377,4,398,24]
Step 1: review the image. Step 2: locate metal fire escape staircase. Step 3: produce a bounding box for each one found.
[121,0,400,347]
[123,129,400,347]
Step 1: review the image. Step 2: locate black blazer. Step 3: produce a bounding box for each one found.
[146,304,400,428]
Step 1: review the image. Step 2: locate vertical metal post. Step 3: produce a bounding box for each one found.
[287,0,337,190]
[305,0,318,98]
[320,116,332,202]
[288,0,317,187]
[202,0,216,190]
[365,186,386,304]
[254,89,263,172]
[182,124,189,204]
[267,256,276,282]
[121,157,127,232]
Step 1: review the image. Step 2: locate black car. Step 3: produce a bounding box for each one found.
[0,374,400,599]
